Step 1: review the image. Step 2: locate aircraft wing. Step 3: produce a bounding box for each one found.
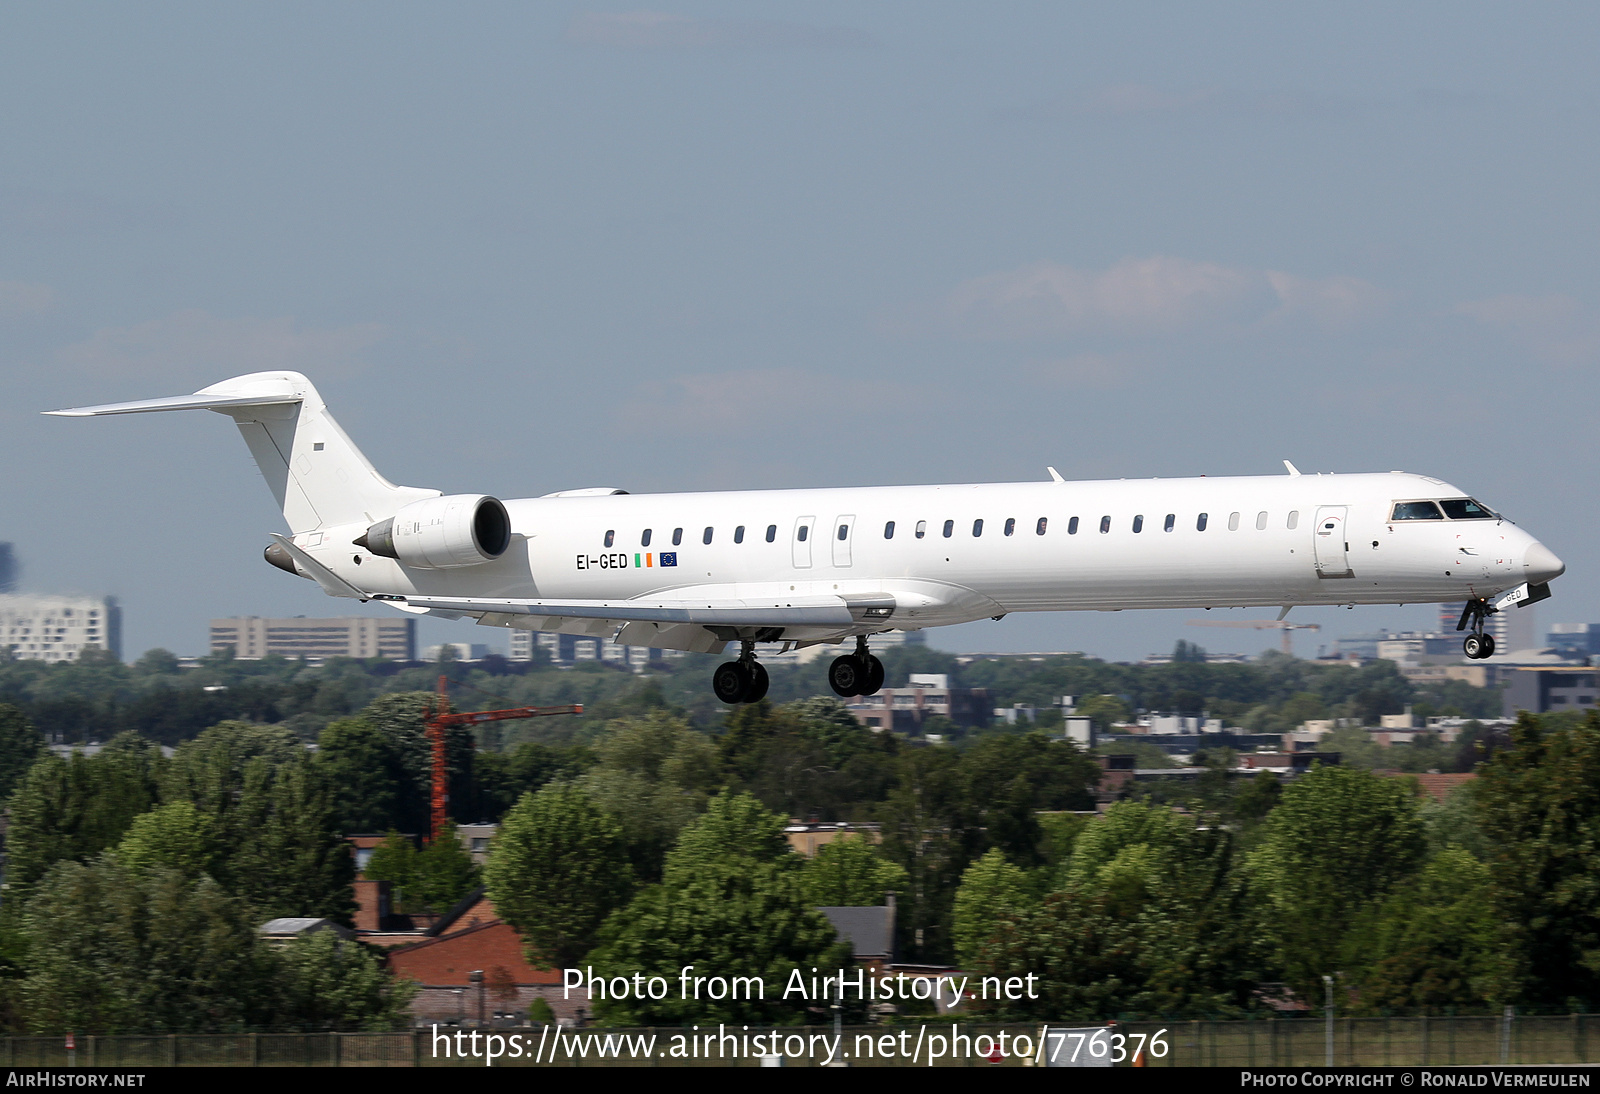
[371,592,895,627]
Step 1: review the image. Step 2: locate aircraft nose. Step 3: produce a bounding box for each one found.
[1525,541,1566,584]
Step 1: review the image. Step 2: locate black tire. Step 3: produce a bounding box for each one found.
[712,661,749,704]
[745,661,770,702]
[1463,634,1484,660]
[1480,633,1496,658]
[862,655,885,696]
[829,654,863,697]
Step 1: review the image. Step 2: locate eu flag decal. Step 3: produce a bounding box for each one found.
[659,552,677,567]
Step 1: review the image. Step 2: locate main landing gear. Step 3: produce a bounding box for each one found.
[712,641,770,705]
[1457,597,1498,660]
[829,637,885,699]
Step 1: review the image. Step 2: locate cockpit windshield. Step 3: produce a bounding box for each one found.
[1390,501,1443,521]
[1439,498,1497,520]
[1390,498,1499,522]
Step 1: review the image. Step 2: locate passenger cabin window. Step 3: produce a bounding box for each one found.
[1286,511,1299,530]
[838,524,849,541]
[1197,513,1208,531]
[1440,498,1496,520]
[1037,517,1048,535]
[972,519,984,537]
[884,521,895,539]
[1004,518,1016,537]
[1132,515,1144,533]
[766,525,777,542]
[797,525,808,542]
[672,528,683,546]
[703,526,714,545]
[734,525,745,544]
[604,529,614,548]
[942,520,954,538]
[1164,514,1175,532]
[641,528,653,547]
[1067,517,1078,535]
[1256,511,1268,530]
[1099,516,1111,534]
[1228,512,1240,531]
[1391,501,1444,521]
[915,520,927,539]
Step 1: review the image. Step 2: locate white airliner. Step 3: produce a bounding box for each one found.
[50,371,1565,704]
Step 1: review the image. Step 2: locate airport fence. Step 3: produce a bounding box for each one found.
[4,1014,1599,1067]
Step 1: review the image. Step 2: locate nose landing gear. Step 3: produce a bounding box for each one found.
[712,640,770,705]
[1457,597,1498,660]
[828,636,885,698]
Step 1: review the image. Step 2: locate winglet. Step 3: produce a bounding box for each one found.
[1046,466,1065,482]
[267,533,369,599]
[1283,460,1302,476]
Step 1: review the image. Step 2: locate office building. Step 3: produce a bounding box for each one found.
[1547,623,1600,660]
[0,594,121,662]
[210,616,415,661]
[1503,667,1599,717]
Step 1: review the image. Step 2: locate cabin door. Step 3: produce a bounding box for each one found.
[1313,506,1353,578]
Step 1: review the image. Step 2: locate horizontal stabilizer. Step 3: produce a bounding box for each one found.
[373,593,866,627]
[45,392,301,417]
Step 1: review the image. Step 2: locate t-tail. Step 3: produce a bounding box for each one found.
[45,371,439,533]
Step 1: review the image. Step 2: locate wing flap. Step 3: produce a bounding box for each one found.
[373,592,864,627]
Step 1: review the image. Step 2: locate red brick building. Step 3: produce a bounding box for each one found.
[384,890,582,1025]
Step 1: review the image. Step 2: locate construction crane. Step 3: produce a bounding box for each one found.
[422,675,581,844]
[1186,619,1321,657]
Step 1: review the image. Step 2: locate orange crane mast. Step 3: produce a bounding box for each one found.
[422,675,581,844]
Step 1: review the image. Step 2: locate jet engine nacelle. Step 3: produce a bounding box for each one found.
[355,494,512,569]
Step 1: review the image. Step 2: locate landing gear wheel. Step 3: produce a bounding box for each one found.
[829,655,865,697]
[1479,634,1496,658]
[713,661,749,704]
[745,661,770,702]
[1463,634,1485,660]
[862,655,885,696]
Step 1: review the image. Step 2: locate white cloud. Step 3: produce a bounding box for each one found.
[566,11,878,50]
[56,310,387,379]
[0,281,56,316]
[1456,294,1600,366]
[937,256,1384,340]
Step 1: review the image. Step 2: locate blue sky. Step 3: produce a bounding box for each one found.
[3,3,1597,661]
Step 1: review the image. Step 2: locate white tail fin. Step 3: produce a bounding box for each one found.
[46,371,438,533]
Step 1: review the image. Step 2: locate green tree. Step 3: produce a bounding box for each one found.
[277,927,416,1030]
[314,717,411,833]
[1474,711,1600,1009]
[116,801,220,880]
[978,815,1266,1020]
[484,783,634,968]
[228,756,356,922]
[0,703,43,803]
[951,849,1034,968]
[20,856,277,1033]
[665,789,793,877]
[3,734,163,904]
[1250,765,1426,997]
[411,827,481,910]
[1075,694,1131,732]
[800,835,908,907]
[580,712,719,879]
[1346,848,1498,1014]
